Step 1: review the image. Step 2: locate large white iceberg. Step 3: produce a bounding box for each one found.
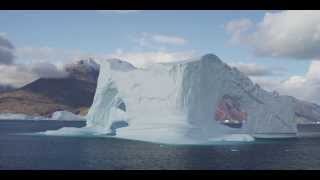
[80,54,297,144]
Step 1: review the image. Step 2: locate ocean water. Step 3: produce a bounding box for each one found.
[1,120,320,170]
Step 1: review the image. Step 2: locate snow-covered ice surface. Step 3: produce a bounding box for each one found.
[41,54,298,144]
[209,134,255,142]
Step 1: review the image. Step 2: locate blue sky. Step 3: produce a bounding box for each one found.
[1,10,319,103]
[0,10,309,75]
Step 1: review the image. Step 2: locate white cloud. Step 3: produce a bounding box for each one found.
[15,46,88,66]
[278,76,320,104]
[225,18,253,44]
[305,61,320,81]
[225,11,320,103]
[136,33,187,47]
[6,49,195,87]
[250,77,282,91]
[226,10,320,59]
[275,61,320,103]
[230,62,275,77]
[250,61,320,104]
[15,44,195,68]
[0,64,37,87]
[30,62,69,79]
[4,28,194,87]
[151,34,187,45]
[0,32,7,37]
[0,63,69,88]
[0,34,15,65]
[110,50,195,67]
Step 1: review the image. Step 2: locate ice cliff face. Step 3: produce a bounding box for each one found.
[294,99,320,124]
[85,54,297,143]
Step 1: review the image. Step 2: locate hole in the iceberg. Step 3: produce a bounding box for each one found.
[118,102,126,111]
[107,121,129,136]
[214,95,247,129]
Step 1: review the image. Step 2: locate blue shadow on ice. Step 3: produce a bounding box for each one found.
[107,121,129,136]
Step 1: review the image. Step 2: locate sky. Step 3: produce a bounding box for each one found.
[0,10,320,103]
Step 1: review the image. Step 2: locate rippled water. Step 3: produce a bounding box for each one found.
[1,120,320,170]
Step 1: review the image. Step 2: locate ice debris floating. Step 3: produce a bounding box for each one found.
[43,54,298,144]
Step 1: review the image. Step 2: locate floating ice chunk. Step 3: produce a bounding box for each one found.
[0,113,49,120]
[51,111,86,121]
[40,126,111,137]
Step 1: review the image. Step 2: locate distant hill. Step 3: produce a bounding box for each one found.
[0,84,15,93]
[0,59,99,117]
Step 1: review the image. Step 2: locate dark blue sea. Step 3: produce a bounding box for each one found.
[1,120,320,170]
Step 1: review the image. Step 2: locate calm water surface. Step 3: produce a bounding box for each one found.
[0,120,320,170]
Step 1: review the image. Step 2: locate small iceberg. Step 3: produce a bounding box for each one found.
[50,111,86,121]
[0,113,49,120]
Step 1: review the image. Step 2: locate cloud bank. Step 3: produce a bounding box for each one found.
[230,62,276,77]
[225,11,320,104]
[226,10,320,60]
[247,61,320,104]
[0,32,195,87]
[0,62,69,87]
[107,49,195,68]
[0,35,15,65]
[136,33,187,47]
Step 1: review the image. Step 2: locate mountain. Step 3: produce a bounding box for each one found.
[64,58,99,83]
[0,59,99,117]
[0,84,15,93]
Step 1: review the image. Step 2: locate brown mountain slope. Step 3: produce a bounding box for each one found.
[0,59,99,117]
[0,84,15,93]
[0,78,96,117]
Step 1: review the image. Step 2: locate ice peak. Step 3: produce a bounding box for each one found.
[105,58,136,72]
[77,58,100,70]
[201,53,223,64]
[202,53,220,60]
[65,58,100,71]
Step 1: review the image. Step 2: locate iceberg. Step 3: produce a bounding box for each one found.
[50,111,86,121]
[0,113,49,120]
[0,111,85,121]
[78,54,297,144]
